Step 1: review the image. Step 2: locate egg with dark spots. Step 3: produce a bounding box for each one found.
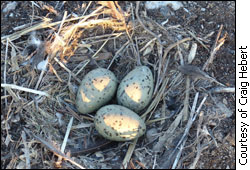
[117,66,154,112]
[94,105,146,141]
[76,68,117,114]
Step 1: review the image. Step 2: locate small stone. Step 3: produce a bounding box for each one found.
[223,98,228,105]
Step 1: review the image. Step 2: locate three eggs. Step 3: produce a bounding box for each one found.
[76,66,154,141]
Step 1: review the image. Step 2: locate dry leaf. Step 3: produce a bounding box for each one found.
[143,41,155,56]
[188,43,197,64]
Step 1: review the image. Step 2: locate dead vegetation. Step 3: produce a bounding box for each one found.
[1,1,235,169]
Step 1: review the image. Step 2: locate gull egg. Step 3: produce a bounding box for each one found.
[76,68,117,114]
[94,105,146,141]
[117,66,154,112]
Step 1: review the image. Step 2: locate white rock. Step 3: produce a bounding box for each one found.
[145,1,183,11]
[201,8,206,12]
[3,2,17,13]
[37,58,48,71]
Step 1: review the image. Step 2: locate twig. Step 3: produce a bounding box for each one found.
[196,111,204,146]
[35,70,46,90]
[82,1,93,16]
[202,25,226,71]
[196,94,208,114]
[189,114,210,170]
[146,16,170,36]
[5,100,15,144]
[58,11,68,34]
[1,95,11,100]
[54,57,81,84]
[139,34,162,53]
[172,137,187,169]
[1,84,50,97]
[165,93,199,168]
[178,64,226,86]
[122,138,138,169]
[209,86,235,93]
[71,123,93,130]
[182,76,190,121]
[107,40,130,69]
[92,35,113,59]
[21,131,31,169]
[153,154,157,169]
[188,142,202,169]
[5,87,20,102]
[43,4,59,15]
[154,37,191,95]
[145,57,170,122]
[1,6,104,43]
[134,36,141,66]
[13,23,34,31]
[57,117,74,166]
[85,33,115,69]
[141,58,171,120]
[65,105,93,122]
[171,92,199,168]
[23,128,85,169]
[30,1,41,9]
[73,59,90,76]
[61,117,74,153]
[153,108,183,152]
[124,10,139,67]
[82,32,124,41]
[187,30,209,51]
[30,1,35,26]
[136,1,162,45]
[146,112,176,125]
[189,111,206,168]
[75,59,90,76]
[50,63,63,82]
[4,38,9,108]
[161,37,192,68]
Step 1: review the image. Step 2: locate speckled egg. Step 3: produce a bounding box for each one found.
[117,66,154,112]
[76,68,117,114]
[94,105,146,141]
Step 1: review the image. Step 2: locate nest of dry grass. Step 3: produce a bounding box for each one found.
[1,1,233,169]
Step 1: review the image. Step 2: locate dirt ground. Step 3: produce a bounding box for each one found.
[1,1,235,169]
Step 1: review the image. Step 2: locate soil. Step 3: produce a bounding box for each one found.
[1,1,235,169]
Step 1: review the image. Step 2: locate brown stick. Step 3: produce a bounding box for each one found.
[202,25,226,71]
